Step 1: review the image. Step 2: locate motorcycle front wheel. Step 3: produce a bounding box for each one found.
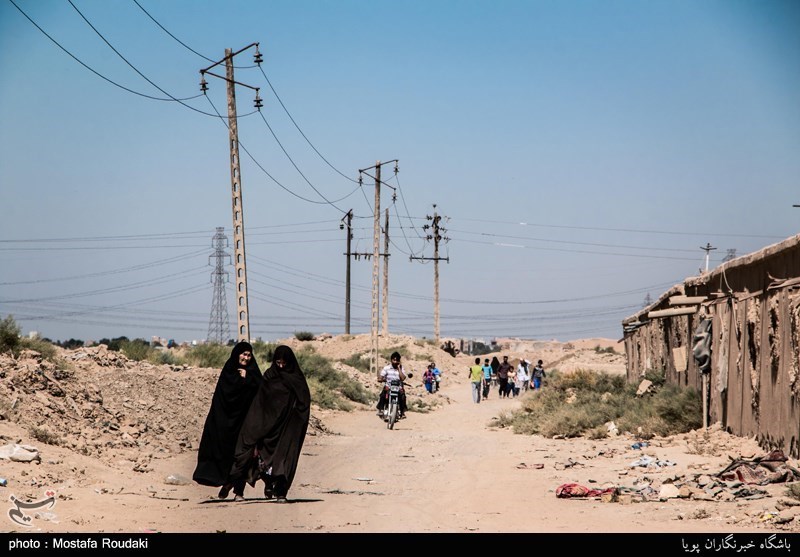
[387,400,398,429]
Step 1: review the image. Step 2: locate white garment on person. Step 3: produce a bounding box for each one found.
[380,363,404,383]
[516,364,529,383]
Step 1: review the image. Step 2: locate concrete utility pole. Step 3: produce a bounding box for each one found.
[700,243,717,273]
[340,210,353,335]
[411,204,450,343]
[358,160,398,379]
[200,44,263,342]
[382,208,390,337]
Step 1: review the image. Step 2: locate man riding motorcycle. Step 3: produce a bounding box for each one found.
[377,351,409,419]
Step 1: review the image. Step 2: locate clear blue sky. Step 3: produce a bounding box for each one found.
[1,0,798,345]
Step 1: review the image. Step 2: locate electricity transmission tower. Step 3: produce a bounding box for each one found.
[207,227,232,344]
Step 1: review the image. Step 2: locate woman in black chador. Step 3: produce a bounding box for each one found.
[193,341,262,500]
[228,344,311,503]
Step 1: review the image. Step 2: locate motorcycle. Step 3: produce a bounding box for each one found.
[382,372,411,430]
[385,379,402,429]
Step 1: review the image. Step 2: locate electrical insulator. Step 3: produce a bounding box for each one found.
[339,223,345,230]
[254,46,263,65]
[254,92,263,110]
[200,76,208,93]
[392,192,397,202]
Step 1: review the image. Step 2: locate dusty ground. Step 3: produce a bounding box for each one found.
[1,334,799,537]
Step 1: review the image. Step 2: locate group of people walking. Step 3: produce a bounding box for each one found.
[193,342,311,502]
[469,355,546,403]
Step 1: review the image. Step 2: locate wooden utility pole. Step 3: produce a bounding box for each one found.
[341,210,353,334]
[200,44,262,342]
[411,204,449,342]
[382,208,390,337]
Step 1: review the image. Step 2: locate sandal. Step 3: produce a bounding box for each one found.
[218,484,232,499]
[263,485,276,500]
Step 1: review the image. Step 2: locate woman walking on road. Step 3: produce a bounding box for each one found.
[228,345,311,502]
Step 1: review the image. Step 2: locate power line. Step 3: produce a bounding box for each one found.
[7,0,202,102]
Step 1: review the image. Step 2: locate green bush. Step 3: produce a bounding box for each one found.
[0,315,21,354]
[379,346,411,361]
[340,352,371,373]
[293,347,372,408]
[251,340,278,367]
[23,338,58,361]
[508,368,701,439]
[120,339,153,361]
[184,343,231,369]
[97,336,131,351]
[294,331,315,341]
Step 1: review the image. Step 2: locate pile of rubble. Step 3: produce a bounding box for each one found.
[0,345,325,468]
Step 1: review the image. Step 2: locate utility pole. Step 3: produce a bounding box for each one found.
[200,44,263,342]
[382,208,390,337]
[700,243,717,273]
[411,204,449,342]
[340,210,354,335]
[358,160,398,379]
[207,227,232,344]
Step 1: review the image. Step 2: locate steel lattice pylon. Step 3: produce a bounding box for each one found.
[207,227,231,344]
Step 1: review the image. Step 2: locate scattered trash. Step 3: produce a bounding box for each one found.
[164,474,191,486]
[629,456,676,468]
[630,442,650,450]
[516,463,544,470]
[717,449,800,485]
[554,458,584,470]
[0,444,40,463]
[0,478,7,487]
[556,483,618,499]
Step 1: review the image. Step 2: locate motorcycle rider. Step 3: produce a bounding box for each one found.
[377,351,409,418]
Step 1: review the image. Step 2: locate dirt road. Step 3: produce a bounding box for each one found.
[3,366,787,537]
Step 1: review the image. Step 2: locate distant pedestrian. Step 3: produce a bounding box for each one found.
[531,360,546,390]
[481,358,493,399]
[516,359,530,395]
[430,362,442,392]
[490,356,500,389]
[497,356,513,398]
[423,364,435,393]
[468,357,483,403]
